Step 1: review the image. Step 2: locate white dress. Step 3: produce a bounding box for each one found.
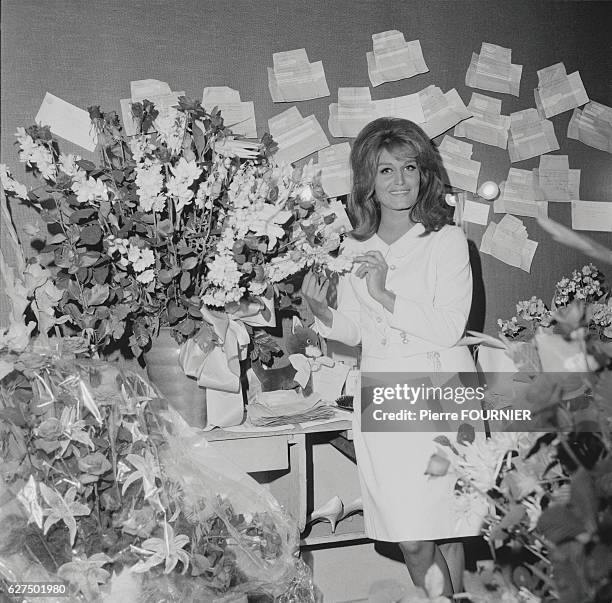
[317,223,485,542]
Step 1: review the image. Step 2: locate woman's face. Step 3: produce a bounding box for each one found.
[373,147,420,216]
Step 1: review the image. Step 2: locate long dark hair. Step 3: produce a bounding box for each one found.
[348,117,453,240]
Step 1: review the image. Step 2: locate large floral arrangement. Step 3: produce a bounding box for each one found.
[427,223,612,603]
[0,97,351,358]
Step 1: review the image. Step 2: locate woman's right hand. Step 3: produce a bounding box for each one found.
[301,270,333,328]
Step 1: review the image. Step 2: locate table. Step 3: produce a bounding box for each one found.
[204,417,368,546]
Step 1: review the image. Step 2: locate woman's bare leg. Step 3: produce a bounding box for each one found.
[398,540,454,596]
[439,540,465,593]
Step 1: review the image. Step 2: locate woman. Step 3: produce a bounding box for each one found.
[302,117,481,596]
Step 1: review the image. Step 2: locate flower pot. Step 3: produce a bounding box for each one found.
[144,328,207,428]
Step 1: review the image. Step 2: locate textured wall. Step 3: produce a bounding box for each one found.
[1,0,611,332]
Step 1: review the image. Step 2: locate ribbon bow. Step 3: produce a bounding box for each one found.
[179,298,275,392]
[288,353,335,388]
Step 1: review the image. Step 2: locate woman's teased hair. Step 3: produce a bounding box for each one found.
[348,117,453,240]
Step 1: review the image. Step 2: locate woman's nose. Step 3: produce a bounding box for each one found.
[394,169,405,185]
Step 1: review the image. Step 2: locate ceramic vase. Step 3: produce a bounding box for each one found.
[144,328,207,428]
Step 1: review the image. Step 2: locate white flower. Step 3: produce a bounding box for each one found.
[136,269,155,284]
[132,248,154,273]
[0,164,28,199]
[135,160,165,212]
[154,108,186,154]
[129,135,155,162]
[248,281,267,295]
[59,153,81,177]
[170,157,202,184]
[250,204,292,250]
[107,236,129,257]
[126,245,141,266]
[71,175,108,203]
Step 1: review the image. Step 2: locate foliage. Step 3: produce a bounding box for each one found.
[435,250,612,601]
[497,264,612,342]
[0,346,314,601]
[1,98,352,358]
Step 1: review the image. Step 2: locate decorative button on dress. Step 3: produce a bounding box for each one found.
[317,223,485,542]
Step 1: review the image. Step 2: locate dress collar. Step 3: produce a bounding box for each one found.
[373,222,425,256]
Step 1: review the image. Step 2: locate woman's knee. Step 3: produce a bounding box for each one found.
[399,540,434,557]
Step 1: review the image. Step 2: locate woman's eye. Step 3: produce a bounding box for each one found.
[404,164,416,171]
[380,167,392,174]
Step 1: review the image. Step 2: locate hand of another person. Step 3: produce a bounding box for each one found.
[301,270,333,328]
[354,250,391,303]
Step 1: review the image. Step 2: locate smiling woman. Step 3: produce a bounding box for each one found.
[302,117,481,597]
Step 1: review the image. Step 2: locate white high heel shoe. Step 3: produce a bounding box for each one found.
[308,495,344,533]
[340,496,363,520]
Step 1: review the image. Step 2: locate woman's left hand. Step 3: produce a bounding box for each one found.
[354,250,390,303]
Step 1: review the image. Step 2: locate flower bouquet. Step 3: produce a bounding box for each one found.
[0,345,316,602]
[0,95,352,361]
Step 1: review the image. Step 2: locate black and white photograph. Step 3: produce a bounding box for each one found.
[1,1,611,601]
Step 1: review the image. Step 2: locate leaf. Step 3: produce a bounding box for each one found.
[457,422,475,445]
[80,251,101,267]
[79,224,103,245]
[536,505,586,544]
[181,256,198,270]
[85,283,110,306]
[179,271,190,291]
[69,208,96,224]
[76,159,96,172]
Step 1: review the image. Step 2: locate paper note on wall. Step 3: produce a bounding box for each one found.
[35,92,98,152]
[571,201,612,232]
[202,86,257,138]
[533,155,580,201]
[567,101,612,153]
[438,136,481,193]
[534,63,588,118]
[317,143,352,198]
[418,86,471,139]
[495,168,547,218]
[462,198,490,225]
[454,92,510,149]
[480,215,538,272]
[507,108,559,162]
[268,106,329,164]
[367,30,429,86]
[268,48,330,102]
[465,42,522,97]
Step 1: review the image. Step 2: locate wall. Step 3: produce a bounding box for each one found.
[2,0,612,332]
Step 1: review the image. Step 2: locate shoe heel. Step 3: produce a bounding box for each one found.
[308,495,344,533]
